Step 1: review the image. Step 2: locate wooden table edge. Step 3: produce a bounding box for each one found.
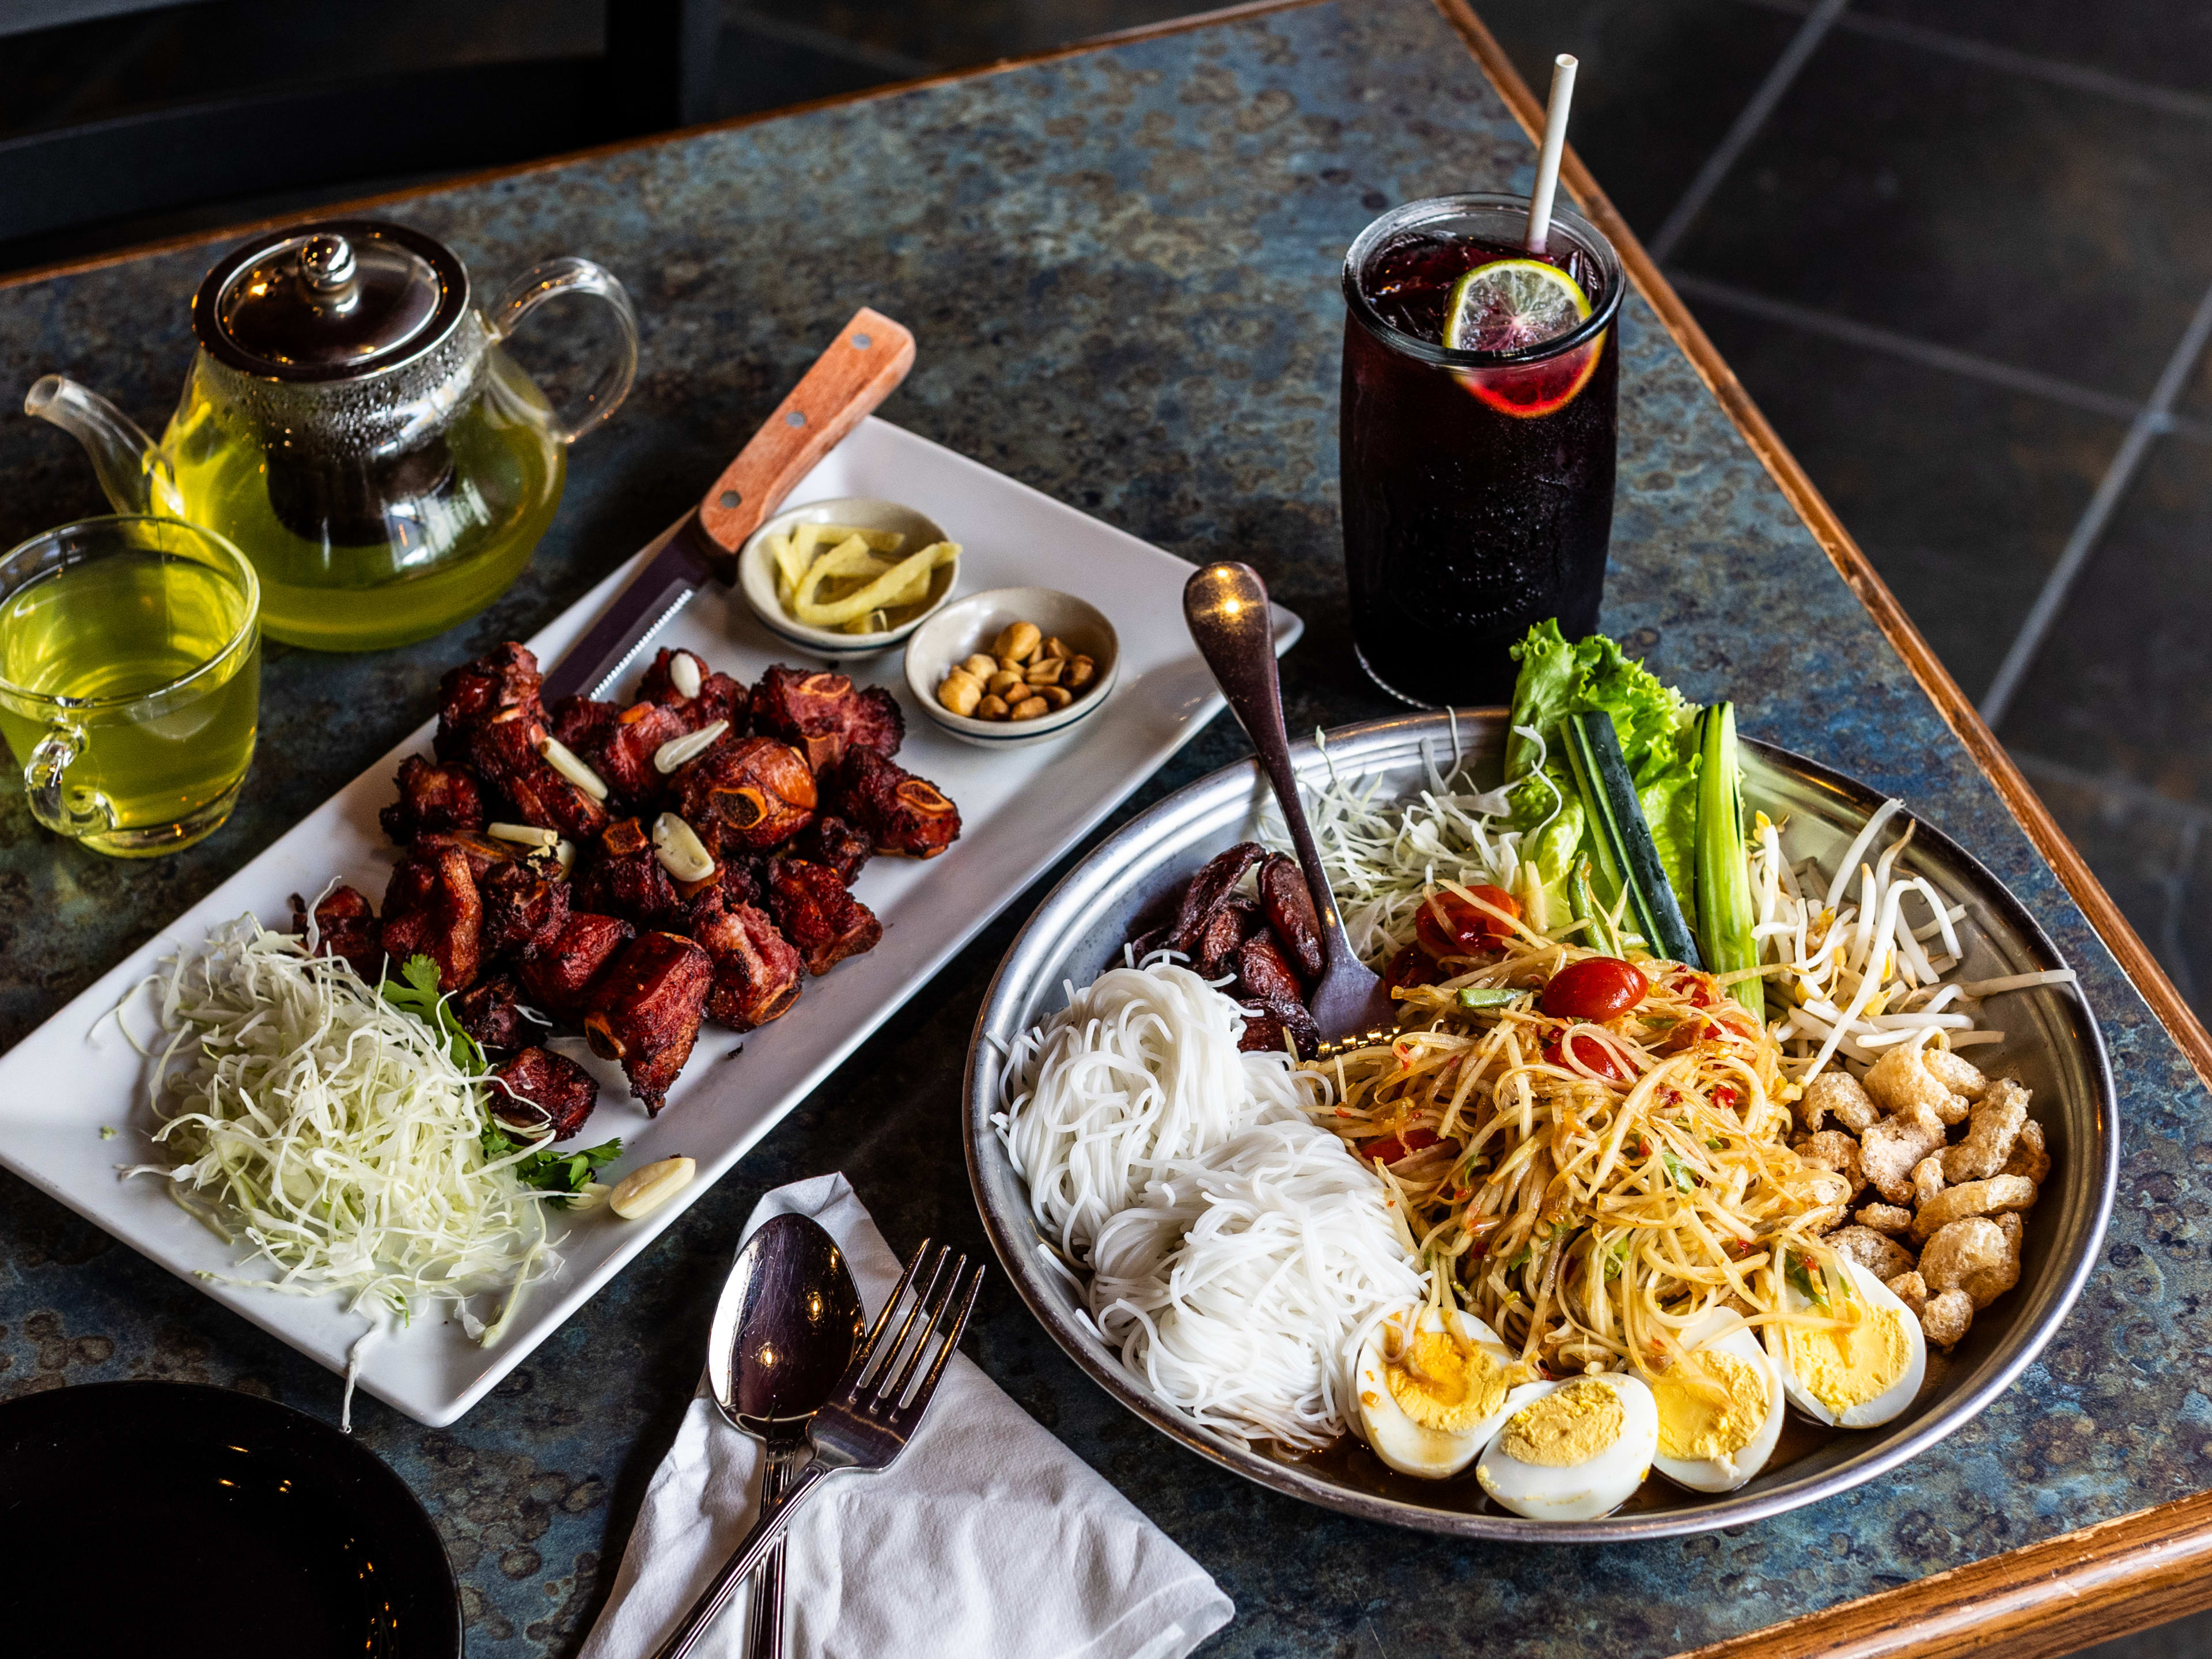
[7,8,2209,1647]
[1430,12,2212,1654]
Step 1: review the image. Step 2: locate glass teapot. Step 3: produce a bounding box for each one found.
[26,219,637,652]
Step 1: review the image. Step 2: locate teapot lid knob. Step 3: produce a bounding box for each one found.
[299,233,357,297]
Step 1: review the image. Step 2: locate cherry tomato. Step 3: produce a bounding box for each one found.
[1414,885,1521,958]
[1540,956,1649,1022]
[1542,1027,1635,1083]
[1664,970,1716,1008]
[1360,1127,1441,1166]
[1382,945,1441,991]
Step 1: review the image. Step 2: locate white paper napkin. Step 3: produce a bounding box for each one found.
[579,1173,1233,1659]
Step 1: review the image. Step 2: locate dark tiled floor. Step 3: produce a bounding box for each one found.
[1673,25,2212,400]
[5,1,2212,1653]
[1685,303,2126,699]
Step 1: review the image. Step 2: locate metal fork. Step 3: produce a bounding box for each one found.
[1183,561,1398,1058]
[650,1241,986,1659]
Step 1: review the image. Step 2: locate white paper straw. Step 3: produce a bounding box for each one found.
[1525,55,1578,253]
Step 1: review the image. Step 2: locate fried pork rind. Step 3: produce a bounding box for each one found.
[2002,1117,2050,1184]
[1800,1070,1878,1135]
[1855,1202,1914,1236]
[1921,1289,1975,1348]
[1865,1042,1976,1127]
[1941,1077,2029,1184]
[1793,1129,1866,1196]
[1911,1173,2037,1241]
[1919,1215,2021,1310]
[1885,1270,1929,1316]
[1923,1048,1988,1101]
[1825,1224,1915,1279]
[1861,1111,1947,1203]
[1797,1166,1854,1232]
[1911,1156,1946,1209]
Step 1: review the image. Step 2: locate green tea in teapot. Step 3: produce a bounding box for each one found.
[27,221,636,654]
[165,349,565,651]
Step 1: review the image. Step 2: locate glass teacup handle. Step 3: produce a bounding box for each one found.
[25,719,115,839]
[486,257,641,446]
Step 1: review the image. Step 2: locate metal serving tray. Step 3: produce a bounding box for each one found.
[964,711,2118,1540]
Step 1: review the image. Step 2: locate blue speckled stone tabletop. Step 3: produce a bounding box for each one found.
[0,2,2203,1653]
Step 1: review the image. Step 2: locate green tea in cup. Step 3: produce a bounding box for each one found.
[0,516,260,857]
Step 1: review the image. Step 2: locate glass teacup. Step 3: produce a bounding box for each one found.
[0,516,261,857]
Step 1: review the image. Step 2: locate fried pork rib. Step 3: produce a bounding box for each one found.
[519,910,634,1019]
[790,814,873,885]
[831,750,960,859]
[490,1046,599,1141]
[378,756,487,843]
[480,857,570,957]
[637,648,747,733]
[381,846,483,992]
[685,887,804,1030]
[749,666,903,772]
[454,972,531,1053]
[467,706,611,841]
[435,642,543,761]
[767,859,882,976]
[552,696,691,808]
[672,736,817,854]
[292,885,385,983]
[408,828,516,881]
[584,933,713,1112]
[575,817,681,928]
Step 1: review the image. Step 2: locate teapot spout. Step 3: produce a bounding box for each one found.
[25,376,177,518]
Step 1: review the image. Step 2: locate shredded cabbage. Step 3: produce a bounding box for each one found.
[125,915,559,1340]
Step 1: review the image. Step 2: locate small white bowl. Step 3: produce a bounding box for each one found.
[904,586,1119,749]
[738,496,960,660]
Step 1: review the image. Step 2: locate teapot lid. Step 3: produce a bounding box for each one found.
[192,219,469,382]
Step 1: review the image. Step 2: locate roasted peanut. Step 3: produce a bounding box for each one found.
[961,653,998,680]
[1039,685,1073,709]
[976,694,1009,719]
[986,669,1025,697]
[1065,655,1096,688]
[1009,696,1049,721]
[1026,657,1065,686]
[938,670,983,717]
[994,621,1041,663]
[1044,635,1071,661]
[997,656,1024,676]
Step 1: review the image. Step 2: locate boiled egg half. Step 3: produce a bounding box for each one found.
[1650,1310,1785,1493]
[1767,1257,1927,1429]
[1354,1307,1541,1479]
[1475,1372,1659,1521]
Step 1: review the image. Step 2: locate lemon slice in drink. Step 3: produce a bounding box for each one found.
[1444,258,1590,354]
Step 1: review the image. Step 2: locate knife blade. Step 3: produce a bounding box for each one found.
[541,305,917,706]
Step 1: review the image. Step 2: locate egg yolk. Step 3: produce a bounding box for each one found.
[1654,1351,1766,1460]
[1498,1378,1623,1467]
[1783,1303,1911,1413]
[1385,1330,1514,1433]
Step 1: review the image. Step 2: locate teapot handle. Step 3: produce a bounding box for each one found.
[486,258,641,446]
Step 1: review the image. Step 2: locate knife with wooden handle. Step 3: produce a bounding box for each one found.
[541,306,917,704]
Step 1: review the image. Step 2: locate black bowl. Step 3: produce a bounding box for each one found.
[0,1381,460,1658]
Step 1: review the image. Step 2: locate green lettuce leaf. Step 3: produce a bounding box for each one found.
[1503,622,1703,938]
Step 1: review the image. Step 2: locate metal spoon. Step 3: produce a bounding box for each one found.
[706,1213,865,1659]
[1182,561,1396,1053]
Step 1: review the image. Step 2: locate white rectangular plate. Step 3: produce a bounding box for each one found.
[0,416,1299,1426]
